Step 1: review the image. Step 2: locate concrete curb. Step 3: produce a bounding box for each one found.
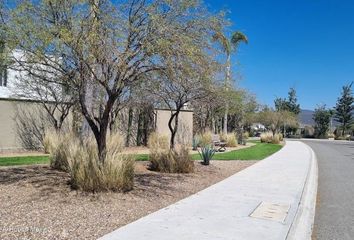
[286,144,318,240]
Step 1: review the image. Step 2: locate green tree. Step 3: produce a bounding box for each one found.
[213,30,248,134]
[275,87,300,115]
[313,104,331,138]
[274,87,300,135]
[257,108,297,136]
[6,0,223,161]
[334,83,354,136]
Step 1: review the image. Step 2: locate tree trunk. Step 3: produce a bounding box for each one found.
[168,110,180,150]
[212,117,216,134]
[125,108,133,146]
[223,54,231,135]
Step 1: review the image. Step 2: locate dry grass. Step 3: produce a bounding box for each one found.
[198,131,212,147]
[0,160,256,240]
[260,132,283,144]
[44,131,134,192]
[219,133,237,147]
[226,133,237,147]
[148,133,194,173]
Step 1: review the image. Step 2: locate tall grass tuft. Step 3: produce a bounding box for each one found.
[45,131,134,192]
[198,131,212,147]
[148,133,194,173]
[43,130,60,154]
[226,133,237,147]
[260,132,282,144]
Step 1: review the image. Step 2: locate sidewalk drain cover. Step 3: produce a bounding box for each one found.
[250,202,290,223]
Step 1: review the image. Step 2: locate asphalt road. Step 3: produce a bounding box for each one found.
[301,140,354,240]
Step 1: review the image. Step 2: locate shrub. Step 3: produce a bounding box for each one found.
[272,134,280,144]
[148,134,194,173]
[192,136,200,151]
[260,132,273,143]
[47,131,79,171]
[173,146,195,173]
[149,149,194,173]
[69,147,134,192]
[148,132,170,151]
[47,131,134,192]
[198,145,215,165]
[43,130,59,154]
[243,132,250,139]
[260,132,282,144]
[226,133,237,147]
[327,133,335,139]
[278,133,283,142]
[198,131,212,147]
[219,133,227,142]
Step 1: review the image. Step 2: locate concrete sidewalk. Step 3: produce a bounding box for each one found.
[99,141,317,240]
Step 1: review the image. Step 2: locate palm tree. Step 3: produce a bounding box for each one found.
[213,31,248,135]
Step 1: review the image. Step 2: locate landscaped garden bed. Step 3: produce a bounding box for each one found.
[0,160,256,240]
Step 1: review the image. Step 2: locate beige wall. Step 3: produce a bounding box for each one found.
[0,99,29,152]
[155,109,193,145]
[0,100,194,152]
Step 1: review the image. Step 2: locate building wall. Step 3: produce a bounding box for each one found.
[155,109,193,145]
[0,99,29,152]
[0,99,194,152]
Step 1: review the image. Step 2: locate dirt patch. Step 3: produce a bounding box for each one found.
[0,160,257,240]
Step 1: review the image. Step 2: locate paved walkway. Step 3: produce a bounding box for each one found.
[99,141,315,240]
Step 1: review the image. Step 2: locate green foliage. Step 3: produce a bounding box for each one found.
[257,109,298,135]
[274,88,300,115]
[313,104,332,138]
[198,145,216,165]
[212,30,248,56]
[334,83,354,136]
[192,136,200,151]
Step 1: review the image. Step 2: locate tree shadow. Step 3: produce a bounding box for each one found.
[0,165,70,195]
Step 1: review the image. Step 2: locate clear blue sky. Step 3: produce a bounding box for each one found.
[205,0,354,110]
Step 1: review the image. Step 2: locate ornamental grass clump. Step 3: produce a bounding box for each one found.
[46,131,134,192]
[226,133,237,147]
[198,131,212,147]
[260,132,282,144]
[148,133,194,173]
[45,131,79,172]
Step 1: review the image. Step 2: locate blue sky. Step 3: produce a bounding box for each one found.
[205,0,354,110]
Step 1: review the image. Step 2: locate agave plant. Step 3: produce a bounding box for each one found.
[192,136,200,151]
[198,145,215,166]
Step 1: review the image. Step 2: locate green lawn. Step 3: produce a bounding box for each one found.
[136,141,283,161]
[192,141,282,160]
[0,155,50,166]
[0,141,282,166]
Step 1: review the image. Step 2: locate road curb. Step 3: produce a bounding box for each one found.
[286,144,318,240]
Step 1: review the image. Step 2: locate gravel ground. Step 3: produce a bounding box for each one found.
[0,160,257,240]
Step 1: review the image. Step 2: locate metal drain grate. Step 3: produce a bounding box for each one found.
[250,202,290,222]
